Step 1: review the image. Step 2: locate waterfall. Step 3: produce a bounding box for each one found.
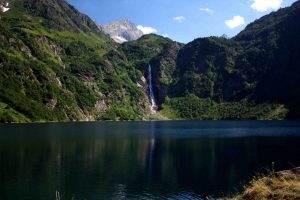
[148,64,157,112]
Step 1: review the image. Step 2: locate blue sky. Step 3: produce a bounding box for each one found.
[69,0,297,43]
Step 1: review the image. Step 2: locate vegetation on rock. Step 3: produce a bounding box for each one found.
[0,0,150,122]
[1,0,300,122]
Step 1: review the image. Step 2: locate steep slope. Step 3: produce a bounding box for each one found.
[235,0,300,118]
[122,34,182,107]
[164,1,300,119]
[0,0,150,122]
[103,19,143,43]
[172,37,243,101]
[6,0,103,33]
[1,0,300,121]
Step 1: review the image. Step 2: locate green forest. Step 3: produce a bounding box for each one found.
[1,0,300,122]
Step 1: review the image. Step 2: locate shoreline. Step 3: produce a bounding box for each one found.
[228,167,300,200]
[2,119,300,124]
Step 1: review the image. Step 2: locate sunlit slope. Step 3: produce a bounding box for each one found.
[0,0,150,122]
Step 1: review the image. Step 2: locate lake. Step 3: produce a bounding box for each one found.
[0,121,300,199]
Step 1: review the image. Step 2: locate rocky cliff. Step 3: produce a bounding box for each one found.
[103,19,143,43]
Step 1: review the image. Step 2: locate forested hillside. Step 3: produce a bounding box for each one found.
[161,1,300,120]
[0,0,154,122]
[0,0,300,122]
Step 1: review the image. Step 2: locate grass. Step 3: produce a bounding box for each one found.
[158,104,183,120]
[0,102,30,122]
[229,168,300,200]
[146,110,170,121]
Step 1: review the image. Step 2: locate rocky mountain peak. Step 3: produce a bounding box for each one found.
[103,18,143,43]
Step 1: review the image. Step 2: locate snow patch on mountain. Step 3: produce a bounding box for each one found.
[103,19,143,43]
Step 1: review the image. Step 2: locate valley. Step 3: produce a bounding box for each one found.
[0,0,300,122]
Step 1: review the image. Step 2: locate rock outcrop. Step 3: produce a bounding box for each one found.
[103,19,143,43]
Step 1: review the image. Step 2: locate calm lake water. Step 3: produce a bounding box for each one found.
[0,121,300,200]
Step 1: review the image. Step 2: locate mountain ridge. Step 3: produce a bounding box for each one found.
[161,0,300,119]
[0,0,153,122]
[1,0,300,122]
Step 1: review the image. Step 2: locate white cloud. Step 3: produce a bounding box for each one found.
[200,8,213,14]
[251,0,283,12]
[163,34,169,38]
[173,16,185,22]
[137,25,157,34]
[225,16,245,29]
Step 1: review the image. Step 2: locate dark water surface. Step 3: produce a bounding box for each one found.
[0,121,300,199]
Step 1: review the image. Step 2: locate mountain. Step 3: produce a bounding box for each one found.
[163,0,300,120]
[0,0,152,122]
[122,34,183,106]
[235,1,300,118]
[103,19,143,43]
[1,0,300,122]
[11,0,103,34]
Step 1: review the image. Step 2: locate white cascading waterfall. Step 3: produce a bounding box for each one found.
[148,64,157,112]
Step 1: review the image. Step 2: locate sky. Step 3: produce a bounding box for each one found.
[68,0,297,43]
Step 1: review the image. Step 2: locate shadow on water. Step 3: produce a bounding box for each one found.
[0,121,300,199]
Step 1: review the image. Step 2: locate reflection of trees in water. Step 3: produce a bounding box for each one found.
[1,130,300,199]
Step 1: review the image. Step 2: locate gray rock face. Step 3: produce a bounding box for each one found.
[0,2,10,13]
[103,19,143,43]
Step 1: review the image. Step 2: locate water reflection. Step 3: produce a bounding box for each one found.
[146,122,156,177]
[0,121,300,199]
